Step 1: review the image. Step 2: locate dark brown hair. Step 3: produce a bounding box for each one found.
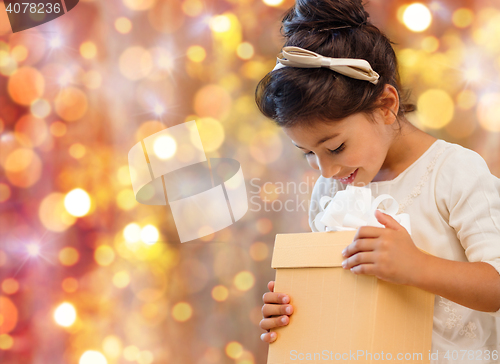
[255,0,415,128]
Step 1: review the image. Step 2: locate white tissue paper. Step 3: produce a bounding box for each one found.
[313,185,411,235]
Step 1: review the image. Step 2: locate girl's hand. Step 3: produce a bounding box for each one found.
[341,210,427,285]
[259,280,294,343]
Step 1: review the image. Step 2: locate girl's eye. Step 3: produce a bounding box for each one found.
[302,143,345,158]
[328,143,345,155]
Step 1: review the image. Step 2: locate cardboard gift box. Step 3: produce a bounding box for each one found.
[267,230,435,364]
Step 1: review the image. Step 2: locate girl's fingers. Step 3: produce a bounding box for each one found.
[262,292,290,305]
[353,226,384,240]
[342,251,377,270]
[262,303,293,318]
[268,280,275,292]
[260,331,277,343]
[259,315,290,331]
[342,238,378,258]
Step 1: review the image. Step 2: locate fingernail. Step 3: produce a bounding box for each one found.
[281,316,287,324]
[342,249,346,257]
[342,260,346,268]
[285,306,292,315]
[282,295,289,304]
[261,333,266,341]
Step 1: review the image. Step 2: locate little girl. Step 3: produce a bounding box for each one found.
[256,1,500,363]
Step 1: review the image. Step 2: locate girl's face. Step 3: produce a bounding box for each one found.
[283,112,395,187]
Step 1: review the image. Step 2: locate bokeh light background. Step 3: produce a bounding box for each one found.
[1,0,500,363]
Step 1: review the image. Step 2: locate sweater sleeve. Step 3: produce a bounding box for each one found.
[435,146,500,316]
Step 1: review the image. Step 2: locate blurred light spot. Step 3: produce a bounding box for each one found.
[14,115,48,147]
[134,120,165,142]
[225,342,243,359]
[54,302,77,327]
[153,135,176,160]
[172,302,192,322]
[8,67,44,105]
[182,0,203,17]
[54,87,88,122]
[456,90,477,110]
[94,245,115,266]
[233,271,254,291]
[49,37,62,48]
[27,243,40,256]
[102,335,122,359]
[263,0,284,6]
[194,85,232,119]
[80,41,97,59]
[211,285,229,302]
[137,350,154,364]
[113,271,130,288]
[210,15,231,33]
[62,277,79,293]
[187,45,206,63]
[148,1,185,34]
[421,36,439,53]
[249,242,268,261]
[79,350,107,364]
[153,103,165,116]
[477,93,500,132]
[30,98,51,118]
[198,225,215,242]
[417,89,454,129]
[403,3,432,32]
[116,189,137,210]
[117,166,132,185]
[0,334,13,350]
[0,183,11,203]
[123,345,140,361]
[192,117,225,152]
[50,121,67,137]
[4,148,42,188]
[119,47,152,80]
[240,60,269,80]
[2,279,19,295]
[0,51,17,77]
[260,183,279,202]
[249,129,283,164]
[463,66,482,83]
[69,143,86,159]
[256,218,273,234]
[115,17,132,34]
[123,223,141,243]
[236,42,254,60]
[0,296,18,334]
[59,247,79,266]
[39,193,76,232]
[11,45,28,62]
[83,70,102,89]
[64,188,91,217]
[141,225,159,245]
[452,8,474,28]
[122,0,155,11]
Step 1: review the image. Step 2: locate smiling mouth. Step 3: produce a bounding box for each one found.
[337,169,358,184]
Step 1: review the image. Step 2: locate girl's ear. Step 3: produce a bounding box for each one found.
[377,84,400,125]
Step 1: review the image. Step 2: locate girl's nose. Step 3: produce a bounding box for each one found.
[317,156,341,179]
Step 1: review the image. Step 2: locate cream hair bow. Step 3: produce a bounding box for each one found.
[272,46,380,85]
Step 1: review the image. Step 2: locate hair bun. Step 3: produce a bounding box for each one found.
[282,0,369,36]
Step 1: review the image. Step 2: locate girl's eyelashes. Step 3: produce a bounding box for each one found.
[329,143,346,155]
[303,143,345,157]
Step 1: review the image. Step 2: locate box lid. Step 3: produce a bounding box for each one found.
[271,231,356,269]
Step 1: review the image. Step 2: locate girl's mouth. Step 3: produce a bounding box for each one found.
[339,169,358,184]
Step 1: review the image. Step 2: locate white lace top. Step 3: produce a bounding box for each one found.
[308,139,500,364]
